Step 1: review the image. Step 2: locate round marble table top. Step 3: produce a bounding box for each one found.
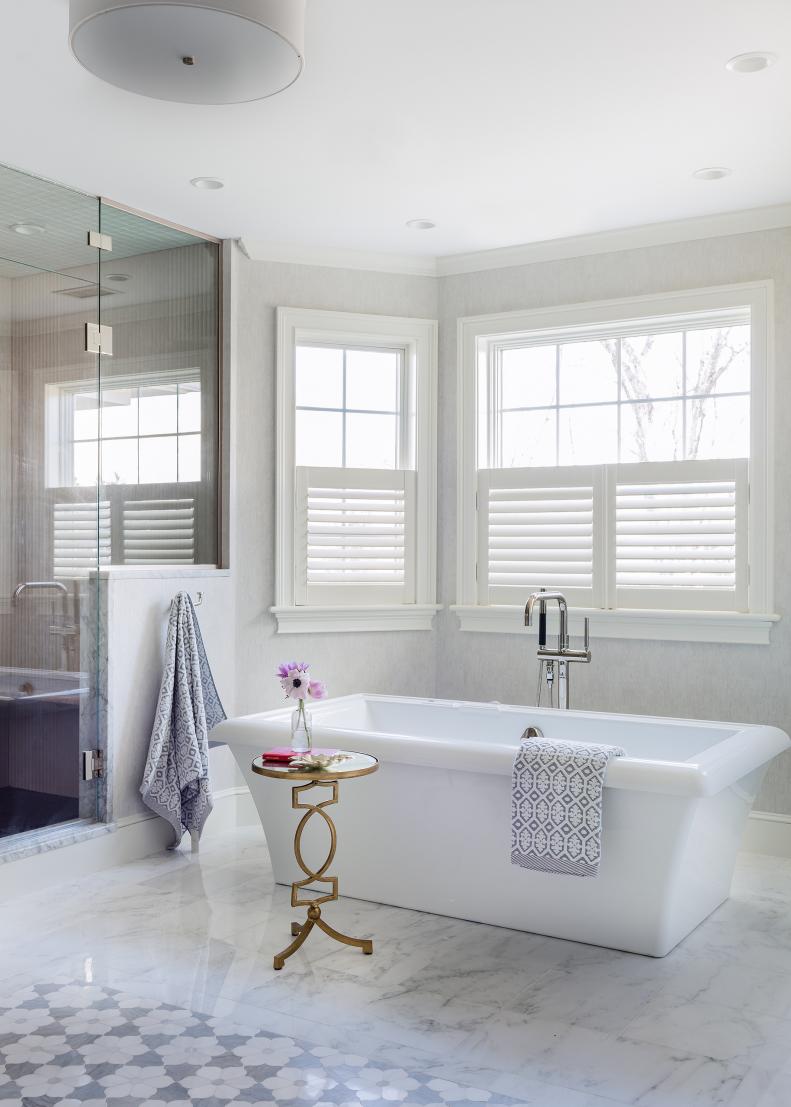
[251,751,378,782]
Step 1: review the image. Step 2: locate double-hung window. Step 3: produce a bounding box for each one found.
[46,368,212,573]
[274,308,438,633]
[456,283,775,643]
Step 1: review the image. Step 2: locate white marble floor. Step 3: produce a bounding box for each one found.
[3,826,791,1107]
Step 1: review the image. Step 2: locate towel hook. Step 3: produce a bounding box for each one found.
[165,591,204,615]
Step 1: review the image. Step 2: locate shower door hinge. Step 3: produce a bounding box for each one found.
[84,322,113,356]
[82,749,104,781]
[87,230,113,251]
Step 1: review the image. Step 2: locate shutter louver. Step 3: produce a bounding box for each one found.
[122,498,195,564]
[614,460,748,611]
[53,501,111,578]
[296,466,416,605]
[477,466,603,606]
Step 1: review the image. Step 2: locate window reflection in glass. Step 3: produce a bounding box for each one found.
[139,385,177,436]
[139,435,178,483]
[101,438,138,485]
[56,377,204,487]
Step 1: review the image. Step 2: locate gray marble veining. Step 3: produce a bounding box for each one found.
[3,826,791,1106]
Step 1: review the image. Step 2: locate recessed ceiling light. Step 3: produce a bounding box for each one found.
[190,177,224,191]
[692,167,732,181]
[10,222,45,235]
[726,52,776,74]
[68,0,305,105]
[105,272,131,282]
[406,219,436,230]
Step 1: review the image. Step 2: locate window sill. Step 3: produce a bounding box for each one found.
[272,605,441,634]
[451,605,780,645]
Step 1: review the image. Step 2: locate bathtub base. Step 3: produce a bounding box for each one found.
[234,755,760,957]
[215,694,788,959]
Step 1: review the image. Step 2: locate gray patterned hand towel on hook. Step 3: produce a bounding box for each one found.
[141,592,226,851]
[511,734,624,877]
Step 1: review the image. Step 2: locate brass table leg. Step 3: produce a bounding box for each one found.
[273,778,374,970]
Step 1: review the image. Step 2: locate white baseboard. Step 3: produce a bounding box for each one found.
[0,785,258,901]
[742,810,791,858]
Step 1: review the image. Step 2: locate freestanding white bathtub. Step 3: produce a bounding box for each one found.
[214,695,790,957]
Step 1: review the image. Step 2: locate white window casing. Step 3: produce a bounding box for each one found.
[456,282,777,644]
[274,307,439,633]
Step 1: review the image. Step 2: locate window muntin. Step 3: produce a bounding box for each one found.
[52,375,202,487]
[482,322,750,470]
[463,295,767,621]
[295,343,408,471]
[47,371,211,571]
[276,308,438,629]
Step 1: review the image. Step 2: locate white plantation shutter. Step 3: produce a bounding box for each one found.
[477,466,604,606]
[295,466,416,605]
[613,459,748,611]
[53,500,111,578]
[476,459,749,612]
[122,498,195,564]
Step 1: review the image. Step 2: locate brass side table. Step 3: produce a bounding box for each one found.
[251,751,378,970]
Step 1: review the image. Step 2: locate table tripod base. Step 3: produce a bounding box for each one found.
[274,904,373,969]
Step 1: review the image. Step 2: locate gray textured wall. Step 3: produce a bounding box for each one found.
[434,228,791,815]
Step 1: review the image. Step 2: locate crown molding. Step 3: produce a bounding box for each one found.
[238,202,791,280]
[237,238,438,277]
[436,203,791,276]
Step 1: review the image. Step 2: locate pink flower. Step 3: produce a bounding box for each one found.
[276,662,327,702]
[277,662,313,700]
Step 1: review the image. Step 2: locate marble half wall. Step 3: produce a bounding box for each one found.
[104,568,238,822]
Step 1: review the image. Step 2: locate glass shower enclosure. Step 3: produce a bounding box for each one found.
[0,162,221,849]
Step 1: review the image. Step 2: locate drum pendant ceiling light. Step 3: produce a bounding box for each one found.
[69,0,305,104]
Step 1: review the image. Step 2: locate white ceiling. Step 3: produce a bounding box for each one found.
[1,0,790,261]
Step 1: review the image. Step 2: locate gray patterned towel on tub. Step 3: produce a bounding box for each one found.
[511,735,625,877]
[141,591,226,848]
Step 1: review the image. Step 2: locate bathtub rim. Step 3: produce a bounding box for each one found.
[213,693,790,799]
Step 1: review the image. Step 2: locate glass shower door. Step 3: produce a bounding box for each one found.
[0,163,102,842]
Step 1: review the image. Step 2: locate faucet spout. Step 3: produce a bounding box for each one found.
[525,590,568,648]
[13,581,68,604]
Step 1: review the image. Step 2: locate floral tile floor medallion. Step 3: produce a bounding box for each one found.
[0,981,529,1105]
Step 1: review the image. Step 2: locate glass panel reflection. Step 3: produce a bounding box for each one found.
[0,163,102,840]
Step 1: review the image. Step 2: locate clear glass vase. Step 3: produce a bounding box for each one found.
[290,702,313,755]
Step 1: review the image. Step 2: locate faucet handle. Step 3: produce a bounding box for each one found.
[583,616,590,650]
